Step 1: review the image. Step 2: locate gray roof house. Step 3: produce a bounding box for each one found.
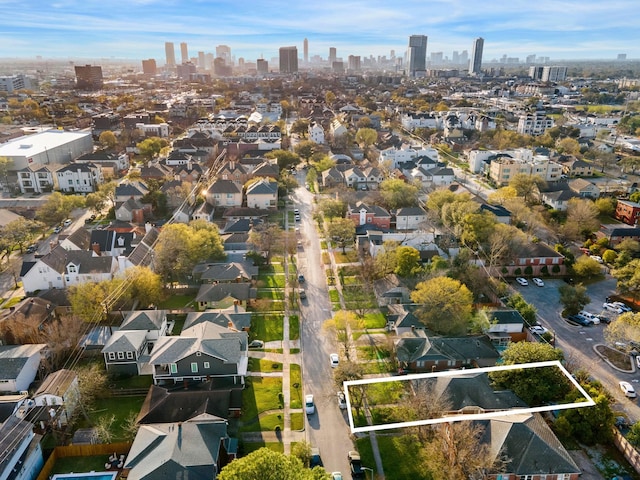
[193,261,258,284]
[0,344,46,393]
[183,308,252,333]
[195,283,256,310]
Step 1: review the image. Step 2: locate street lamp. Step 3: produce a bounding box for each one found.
[361,466,374,480]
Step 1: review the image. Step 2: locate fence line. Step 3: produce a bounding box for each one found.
[36,442,132,480]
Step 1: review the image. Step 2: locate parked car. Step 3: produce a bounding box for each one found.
[348,451,365,479]
[590,255,603,263]
[579,311,600,325]
[566,314,592,327]
[248,340,264,349]
[612,302,632,312]
[620,381,637,398]
[330,473,343,480]
[53,225,62,234]
[330,353,339,368]
[603,302,625,314]
[337,391,347,409]
[293,209,299,215]
[532,278,544,287]
[25,244,38,254]
[515,277,528,286]
[529,325,548,335]
[299,288,306,300]
[310,448,322,467]
[305,394,315,414]
[298,274,305,283]
[63,218,72,227]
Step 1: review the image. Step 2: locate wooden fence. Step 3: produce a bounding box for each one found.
[612,428,640,474]
[36,442,132,480]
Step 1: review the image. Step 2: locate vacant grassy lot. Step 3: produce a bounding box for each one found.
[260,263,285,274]
[251,314,284,342]
[362,311,387,329]
[289,315,300,340]
[357,345,391,361]
[240,412,284,432]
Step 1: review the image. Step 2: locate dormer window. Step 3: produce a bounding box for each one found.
[68,265,77,273]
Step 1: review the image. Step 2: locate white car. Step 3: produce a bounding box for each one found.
[603,302,624,314]
[529,325,548,335]
[620,381,637,398]
[578,311,600,325]
[532,278,544,287]
[63,219,72,227]
[337,391,347,409]
[330,473,343,480]
[590,255,603,263]
[612,302,632,312]
[330,353,339,368]
[305,394,315,414]
[515,277,528,286]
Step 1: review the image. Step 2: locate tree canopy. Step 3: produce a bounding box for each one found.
[604,312,640,350]
[558,284,591,316]
[410,276,473,335]
[326,218,356,253]
[35,192,85,226]
[378,178,420,210]
[265,149,300,170]
[218,448,330,480]
[136,136,168,160]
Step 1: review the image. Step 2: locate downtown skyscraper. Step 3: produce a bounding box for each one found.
[469,37,484,75]
[279,46,298,73]
[408,35,427,77]
[165,42,176,67]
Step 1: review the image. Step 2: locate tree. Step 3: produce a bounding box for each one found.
[355,127,377,150]
[0,156,14,188]
[411,277,473,335]
[612,259,640,299]
[317,198,346,219]
[558,381,614,445]
[310,154,335,173]
[565,198,600,238]
[426,189,467,222]
[290,119,310,137]
[508,173,546,204]
[1,218,41,254]
[136,136,168,160]
[595,197,616,217]
[218,448,329,480]
[394,246,422,277]
[604,312,640,349]
[69,279,128,322]
[572,255,603,279]
[324,91,336,107]
[626,422,640,447]
[75,362,108,412]
[127,266,164,308]
[323,311,362,362]
[327,218,355,254]
[294,140,317,162]
[487,186,517,205]
[35,192,85,225]
[374,240,401,275]
[602,249,618,264]
[505,293,537,326]
[489,342,571,405]
[265,149,300,170]
[558,284,591,316]
[249,223,285,265]
[555,137,581,155]
[378,178,420,210]
[98,131,117,150]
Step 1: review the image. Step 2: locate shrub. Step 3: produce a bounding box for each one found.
[514,267,522,275]
[524,266,533,275]
[552,265,561,273]
[540,265,549,275]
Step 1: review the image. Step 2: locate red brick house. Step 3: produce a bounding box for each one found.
[346,202,391,229]
[615,199,640,226]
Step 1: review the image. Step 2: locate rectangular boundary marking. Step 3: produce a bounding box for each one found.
[343,360,595,433]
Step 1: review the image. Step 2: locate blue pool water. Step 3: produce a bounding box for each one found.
[51,473,116,480]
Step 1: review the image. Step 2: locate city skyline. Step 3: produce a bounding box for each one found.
[1,0,639,62]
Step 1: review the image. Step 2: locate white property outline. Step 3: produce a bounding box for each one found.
[343,360,595,433]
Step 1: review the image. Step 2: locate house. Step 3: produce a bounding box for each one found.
[119,310,169,346]
[567,178,600,199]
[58,227,92,251]
[124,417,235,480]
[217,161,249,185]
[599,225,640,246]
[206,179,243,208]
[0,416,44,480]
[538,184,578,211]
[115,181,149,205]
[484,309,527,349]
[373,274,411,306]
[193,262,258,284]
[0,297,56,327]
[125,225,160,269]
[496,243,565,277]
[149,322,248,386]
[386,304,426,336]
[395,206,428,230]
[17,164,57,194]
[89,229,134,257]
[183,308,252,333]
[32,369,79,426]
[480,204,512,224]
[308,122,325,144]
[20,245,118,294]
[251,162,280,180]
[56,163,103,193]
[346,202,391,229]
[115,197,149,223]
[0,344,45,393]
[615,199,640,226]
[195,283,256,310]
[245,179,278,209]
[321,167,345,188]
[559,156,593,177]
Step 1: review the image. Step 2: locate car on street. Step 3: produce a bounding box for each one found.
[337,391,347,409]
[310,448,322,467]
[566,314,592,327]
[248,340,264,348]
[293,209,299,215]
[348,451,365,479]
[612,302,632,312]
[63,219,72,227]
[298,274,305,283]
[330,353,339,368]
[305,394,315,414]
[295,214,301,222]
[529,325,548,335]
[603,302,625,314]
[330,473,343,480]
[299,288,306,300]
[579,311,600,324]
[620,381,637,398]
[532,278,544,287]
[25,244,38,254]
[515,277,528,286]
[53,225,62,234]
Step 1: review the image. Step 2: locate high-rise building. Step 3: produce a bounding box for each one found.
[348,55,361,72]
[176,62,196,80]
[257,58,269,74]
[74,64,103,90]
[329,47,337,65]
[279,47,298,73]
[180,42,189,64]
[459,50,468,66]
[142,59,157,76]
[541,66,567,83]
[408,35,427,77]
[198,51,206,69]
[452,51,459,64]
[0,74,31,92]
[526,54,536,64]
[469,37,484,75]
[165,42,176,67]
[216,45,232,65]
[430,52,443,64]
[304,38,309,64]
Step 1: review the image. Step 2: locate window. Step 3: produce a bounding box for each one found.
[108,352,115,360]
[169,363,177,373]
[126,351,134,360]
[519,476,533,480]
[191,362,198,373]
[204,362,210,369]
[117,352,124,360]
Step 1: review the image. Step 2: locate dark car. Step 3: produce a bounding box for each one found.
[348,451,365,479]
[25,244,38,254]
[566,314,592,327]
[298,274,305,283]
[310,448,322,468]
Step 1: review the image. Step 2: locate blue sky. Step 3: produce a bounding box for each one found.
[1,0,638,62]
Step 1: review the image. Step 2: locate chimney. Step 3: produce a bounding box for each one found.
[91,242,101,255]
[145,222,152,234]
[228,321,233,328]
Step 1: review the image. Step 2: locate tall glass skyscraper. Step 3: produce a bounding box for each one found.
[469,37,484,75]
[165,42,176,67]
[279,46,298,73]
[408,35,427,77]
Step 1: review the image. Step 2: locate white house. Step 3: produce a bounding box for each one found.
[379,145,439,170]
[308,122,325,144]
[17,164,57,194]
[56,163,103,193]
[0,344,46,393]
[245,179,278,209]
[395,206,428,231]
[33,369,80,425]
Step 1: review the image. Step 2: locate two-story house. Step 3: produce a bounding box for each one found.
[206,179,243,208]
[615,199,640,226]
[56,163,103,193]
[245,178,278,209]
[395,206,428,231]
[17,164,57,194]
[346,202,391,230]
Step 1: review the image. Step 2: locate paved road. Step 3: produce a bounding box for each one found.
[292,181,354,475]
[513,276,640,422]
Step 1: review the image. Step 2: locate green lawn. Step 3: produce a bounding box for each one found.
[50,455,108,474]
[240,412,285,432]
[260,264,285,274]
[157,294,194,309]
[250,314,284,342]
[257,289,284,300]
[91,396,145,441]
[357,345,391,361]
[332,303,341,311]
[241,441,284,454]
[241,377,283,422]
[110,375,153,389]
[289,364,302,409]
[322,252,331,264]
[249,358,283,372]
[289,315,300,340]
[341,276,360,286]
[357,435,426,480]
[290,412,304,431]
[362,311,387,329]
[1,297,23,309]
[258,275,286,288]
[334,250,359,263]
[328,289,340,302]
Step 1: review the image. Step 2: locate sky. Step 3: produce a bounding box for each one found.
[0,0,639,62]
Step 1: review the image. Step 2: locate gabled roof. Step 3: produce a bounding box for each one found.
[115,181,149,197]
[118,197,144,212]
[396,206,427,217]
[61,226,92,250]
[150,327,247,365]
[40,245,116,275]
[480,203,512,217]
[208,179,242,194]
[127,227,160,267]
[102,330,147,353]
[246,179,278,195]
[120,310,167,331]
[0,416,34,473]
[347,201,391,218]
[0,344,45,380]
[195,283,255,303]
[195,262,258,282]
[183,309,252,332]
[90,230,134,254]
[34,369,77,397]
[222,218,256,233]
[252,162,280,178]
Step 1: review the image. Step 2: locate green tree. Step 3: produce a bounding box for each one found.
[411,276,473,335]
[394,246,422,277]
[565,198,600,238]
[595,197,616,217]
[294,140,317,162]
[487,186,517,205]
[136,136,168,160]
[572,255,603,279]
[558,382,614,445]
[265,149,300,170]
[310,154,335,173]
[324,91,336,107]
[327,218,356,253]
[612,259,640,299]
[290,119,310,137]
[555,137,581,155]
[626,422,640,447]
[558,284,591,316]
[249,223,285,265]
[1,218,41,254]
[379,178,420,210]
[323,311,362,362]
[604,312,640,349]
[355,127,377,151]
[602,249,618,264]
[317,198,346,219]
[508,173,546,204]
[218,448,329,480]
[127,266,164,308]
[98,131,117,150]
[426,189,467,222]
[489,342,570,405]
[69,279,129,322]
[35,192,85,225]
[506,293,537,326]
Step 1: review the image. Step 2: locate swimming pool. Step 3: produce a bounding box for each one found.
[51,472,117,480]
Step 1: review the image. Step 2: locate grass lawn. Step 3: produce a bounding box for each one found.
[320,240,327,249]
[290,412,304,431]
[357,435,426,480]
[110,375,153,389]
[290,348,300,354]
[357,345,391,361]
[341,276,360,286]
[241,376,283,421]
[340,265,361,276]
[289,364,302,409]
[251,314,284,342]
[157,294,194,309]
[91,396,145,441]
[332,302,341,311]
[249,358,283,372]
[258,275,286,288]
[322,252,331,264]
[334,250,359,263]
[1,296,23,309]
[289,315,300,340]
[239,412,284,432]
[241,441,284,454]
[362,311,387,329]
[269,301,285,312]
[257,289,284,300]
[361,361,395,375]
[260,264,285,274]
[50,455,108,474]
[328,289,340,303]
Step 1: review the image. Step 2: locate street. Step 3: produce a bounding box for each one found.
[513,276,640,422]
[292,181,355,474]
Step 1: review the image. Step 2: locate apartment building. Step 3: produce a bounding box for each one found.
[489,156,563,186]
[517,111,554,136]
